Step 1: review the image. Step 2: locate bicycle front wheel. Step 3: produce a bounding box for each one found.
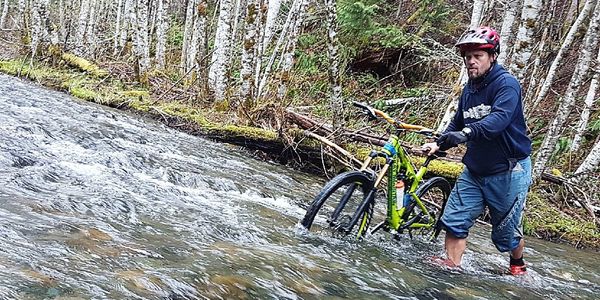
[300,170,376,239]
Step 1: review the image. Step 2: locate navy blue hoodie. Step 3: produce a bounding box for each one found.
[446,64,532,175]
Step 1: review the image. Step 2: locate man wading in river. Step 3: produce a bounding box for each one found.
[422,26,532,275]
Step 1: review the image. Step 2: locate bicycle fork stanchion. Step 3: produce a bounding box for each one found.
[342,162,390,235]
[344,188,376,234]
[328,183,358,225]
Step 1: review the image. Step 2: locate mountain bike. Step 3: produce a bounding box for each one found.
[300,102,451,241]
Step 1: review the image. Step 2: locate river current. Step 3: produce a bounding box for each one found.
[0,74,598,299]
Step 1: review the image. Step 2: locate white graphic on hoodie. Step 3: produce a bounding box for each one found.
[463,104,491,120]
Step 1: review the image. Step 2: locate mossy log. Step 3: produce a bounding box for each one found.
[61,53,108,78]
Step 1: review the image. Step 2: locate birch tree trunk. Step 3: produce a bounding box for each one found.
[325,0,343,132]
[209,0,234,102]
[75,0,91,56]
[522,25,548,104]
[58,0,68,45]
[17,0,26,29]
[229,0,245,65]
[180,0,196,74]
[134,0,150,82]
[276,0,308,100]
[436,0,486,132]
[0,0,9,29]
[257,0,295,99]
[17,0,28,52]
[114,0,124,53]
[497,0,520,65]
[254,0,281,90]
[194,1,208,92]
[86,0,98,57]
[575,139,600,175]
[262,0,282,49]
[117,0,133,55]
[154,0,168,69]
[532,1,600,179]
[572,44,600,151]
[239,0,260,108]
[191,0,207,78]
[508,0,543,81]
[30,0,42,56]
[528,0,596,112]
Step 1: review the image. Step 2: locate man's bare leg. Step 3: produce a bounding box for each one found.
[445,232,467,266]
[511,239,525,259]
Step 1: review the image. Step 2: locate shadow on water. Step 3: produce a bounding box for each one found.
[0,74,599,299]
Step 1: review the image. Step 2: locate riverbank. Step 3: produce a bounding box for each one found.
[1,53,598,250]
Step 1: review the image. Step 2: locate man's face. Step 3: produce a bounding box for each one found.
[463,50,495,79]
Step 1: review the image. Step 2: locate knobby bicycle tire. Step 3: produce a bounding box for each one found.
[403,177,451,239]
[300,171,375,238]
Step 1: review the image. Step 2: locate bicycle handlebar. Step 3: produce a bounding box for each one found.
[352,101,438,137]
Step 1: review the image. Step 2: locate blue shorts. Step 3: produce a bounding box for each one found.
[441,157,532,252]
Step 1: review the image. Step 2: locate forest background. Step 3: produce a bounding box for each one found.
[0,0,599,248]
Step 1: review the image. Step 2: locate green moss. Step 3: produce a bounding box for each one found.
[411,157,463,179]
[218,125,279,141]
[525,191,600,248]
[70,86,98,101]
[128,97,154,112]
[122,90,150,98]
[61,53,108,78]
[0,59,56,80]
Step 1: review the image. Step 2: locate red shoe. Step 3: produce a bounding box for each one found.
[509,264,527,275]
[430,256,459,269]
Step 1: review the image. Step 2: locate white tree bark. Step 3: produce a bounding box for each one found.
[114,0,124,53]
[262,0,282,49]
[209,0,234,101]
[57,0,68,44]
[436,0,486,132]
[190,0,207,77]
[229,0,245,62]
[508,0,543,81]
[155,0,168,69]
[85,0,98,57]
[0,0,9,29]
[117,0,134,55]
[572,44,600,151]
[522,25,548,104]
[497,0,520,65]
[180,0,196,74]
[532,0,600,179]
[326,0,342,131]
[17,0,25,30]
[134,0,150,78]
[575,139,600,175]
[276,0,308,100]
[257,0,297,99]
[528,0,596,112]
[239,0,260,107]
[75,0,91,56]
[30,0,43,56]
[253,0,282,89]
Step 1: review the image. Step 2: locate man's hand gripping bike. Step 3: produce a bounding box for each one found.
[300,102,451,240]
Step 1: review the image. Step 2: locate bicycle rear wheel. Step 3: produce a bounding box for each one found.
[300,171,376,239]
[403,177,451,239]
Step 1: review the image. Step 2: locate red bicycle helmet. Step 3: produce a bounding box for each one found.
[455,26,500,55]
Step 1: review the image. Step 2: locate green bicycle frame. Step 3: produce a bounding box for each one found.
[365,133,435,232]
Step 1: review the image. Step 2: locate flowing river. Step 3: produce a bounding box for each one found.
[0,74,598,299]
